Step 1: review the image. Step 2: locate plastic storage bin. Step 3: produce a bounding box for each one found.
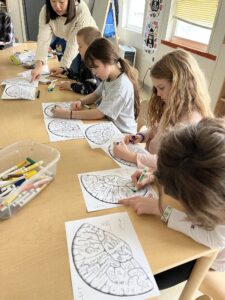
[0,140,60,219]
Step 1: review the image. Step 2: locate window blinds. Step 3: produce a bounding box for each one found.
[174,0,219,29]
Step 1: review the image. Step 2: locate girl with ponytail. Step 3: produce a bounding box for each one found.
[52,37,140,134]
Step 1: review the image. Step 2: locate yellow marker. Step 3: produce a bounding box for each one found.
[0,160,27,178]
[14,160,44,176]
[2,170,38,206]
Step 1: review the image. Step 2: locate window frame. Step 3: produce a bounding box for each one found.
[165,0,221,57]
[122,0,146,33]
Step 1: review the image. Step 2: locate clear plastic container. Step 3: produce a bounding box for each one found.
[0,140,60,219]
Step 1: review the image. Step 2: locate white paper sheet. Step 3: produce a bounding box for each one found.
[18,64,50,77]
[65,212,160,300]
[80,122,124,149]
[1,84,36,100]
[78,167,156,212]
[1,77,38,88]
[42,102,84,142]
[102,143,149,169]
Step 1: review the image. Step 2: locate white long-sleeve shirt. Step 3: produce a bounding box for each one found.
[35,0,97,68]
[168,209,225,271]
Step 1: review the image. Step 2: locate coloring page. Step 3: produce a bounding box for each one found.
[44,118,84,142]
[1,84,36,100]
[1,77,38,88]
[102,143,149,169]
[42,102,73,119]
[80,122,124,149]
[42,102,84,141]
[65,212,160,300]
[78,168,156,212]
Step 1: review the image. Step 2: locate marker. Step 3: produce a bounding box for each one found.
[8,161,44,177]
[0,161,27,178]
[21,177,52,192]
[1,170,38,189]
[37,90,40,98]
[137,167,149,184]
[130,135,138,144]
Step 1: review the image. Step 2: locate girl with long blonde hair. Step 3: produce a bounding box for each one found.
[113,49,212,173]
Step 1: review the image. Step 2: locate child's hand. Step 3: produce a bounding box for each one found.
[124,134,143,144]
[70,100,82,111]
[50,67,64,76]
[58,81,71,90]
[131,169,155,190]
[51,105,70,119]
[119,195,161,216]
[31,63,42,82]
[113,141,137,163]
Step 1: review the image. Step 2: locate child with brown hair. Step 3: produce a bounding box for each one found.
[113,49,212,169]
[120,118,225,296]
[52,37,140,134]
[54,26,101,95]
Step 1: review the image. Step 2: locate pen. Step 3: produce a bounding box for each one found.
[37,90,40,98]
[83,104,91,109]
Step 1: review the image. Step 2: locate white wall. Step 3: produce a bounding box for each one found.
[118,0,225,109]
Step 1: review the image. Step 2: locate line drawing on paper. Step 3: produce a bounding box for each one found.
[85,123,121,145]
[2,85,36,100]
[71,223,154,297]
[1,77,38,88]
[80,174,148,204]
[48,119,83,138]
[44,103,72,118]
[107,144,147,168]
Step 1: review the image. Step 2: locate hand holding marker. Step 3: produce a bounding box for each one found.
[137,167,149,187]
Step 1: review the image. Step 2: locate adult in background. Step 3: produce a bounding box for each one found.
[31,0,97,81]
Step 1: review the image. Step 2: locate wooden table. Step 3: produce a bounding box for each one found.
[0,44,218,300]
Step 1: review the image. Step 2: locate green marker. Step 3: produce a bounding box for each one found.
[137,167,148,184]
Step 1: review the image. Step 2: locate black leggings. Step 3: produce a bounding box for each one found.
[154,260,196,290]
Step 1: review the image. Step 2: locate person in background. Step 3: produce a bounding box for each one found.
[120,118,225,297]
[0,11,15,49]
[113,49,212,171]
[31,0,97,81]
[51,38,140,134]
[56,26,101,95]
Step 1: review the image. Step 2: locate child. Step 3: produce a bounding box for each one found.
[55,26,101,95]
[52,37,140,134]
[113,49,212,168]
[119,118,225,295]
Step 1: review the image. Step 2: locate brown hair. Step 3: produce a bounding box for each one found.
[77,27,101,46]
[45,0,80,24]
[148,49,212,129]
[155,117,225,230]
[84,38,140,119]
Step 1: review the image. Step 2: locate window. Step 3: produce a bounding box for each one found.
[122,0,146,33]
[170,0,220,52]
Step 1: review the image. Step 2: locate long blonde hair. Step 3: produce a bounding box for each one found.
[148,50,213,129]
